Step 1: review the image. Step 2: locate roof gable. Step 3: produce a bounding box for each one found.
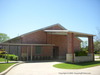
[4,23,66,42]
[21,23,66,37]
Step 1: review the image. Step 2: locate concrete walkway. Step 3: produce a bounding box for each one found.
[6,61,100,75]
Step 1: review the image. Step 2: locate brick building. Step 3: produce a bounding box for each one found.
[1,24,95,63]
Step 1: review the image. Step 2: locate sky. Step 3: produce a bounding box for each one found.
[0,0,100,40]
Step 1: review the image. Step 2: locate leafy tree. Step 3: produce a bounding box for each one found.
[94,41,100,52]
[94,28,100,58]
[81,41,88,48]
[0,33,10,43]
[81,41,88,52]
[94,28,100,52]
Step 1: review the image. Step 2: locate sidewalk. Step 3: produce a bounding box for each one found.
[5,61,100,75]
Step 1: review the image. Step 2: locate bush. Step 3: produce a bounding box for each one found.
[0,50,7,57]
[94,50,100,54]
[13,56,18,61]
[0,54,3,57]
[75,50,88,56]
[7,55,14,60]
[1,54,18,61]
[7,54,18,61]
[0,51,7,54]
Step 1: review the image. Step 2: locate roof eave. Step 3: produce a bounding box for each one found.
[44,30,95,37]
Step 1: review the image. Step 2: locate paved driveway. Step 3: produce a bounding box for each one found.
[6,61,100,75]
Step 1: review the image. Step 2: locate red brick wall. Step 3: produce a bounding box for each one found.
[47,34,67,56]
[47,34,81,56]
[21,25,81,58]
[21,46,53,57]
[22,25,65,44]
[22,30,46,44]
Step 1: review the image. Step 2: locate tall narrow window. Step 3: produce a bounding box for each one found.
[35,46,42,54]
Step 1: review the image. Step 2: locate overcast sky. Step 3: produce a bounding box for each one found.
[0,0,100,39]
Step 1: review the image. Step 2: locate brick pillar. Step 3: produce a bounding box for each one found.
[88,36,94,61]
[66,32,74,63]
[88,36,94,53]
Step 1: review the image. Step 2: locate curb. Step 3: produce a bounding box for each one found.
[0,62,24,75]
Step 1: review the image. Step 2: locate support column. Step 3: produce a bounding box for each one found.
[9,45,10,54]
[46,32,47,44]
[66,32,74,63]
[88,36,94,61]
[7,45,10,63]
[17,46,18,57]
[51,32,52,44]
[31,45,33,61]
[20,46,22,61]
[16,45,19,60]
[27,46,28,61]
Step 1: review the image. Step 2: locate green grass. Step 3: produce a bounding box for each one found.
[0,63,16,72]
[0,58,6,62]
[53,61,100,69]
[95,54,100,56]
[0,58,11,62]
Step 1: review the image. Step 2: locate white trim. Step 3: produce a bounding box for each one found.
[0,43,55,46]
[44,30,95,36]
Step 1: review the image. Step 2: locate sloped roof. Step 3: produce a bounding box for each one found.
[44,30,95,37]
[3,23,66,42]
[21,23,66,37]
[3,23,95,43]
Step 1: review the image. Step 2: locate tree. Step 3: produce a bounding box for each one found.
[94,28,100,58]
[94,41,100,52]
[81,41,88,48]
[81,41,88,51]
[0,33,10,43]
[94,28,100,51]
[95,28,100,41]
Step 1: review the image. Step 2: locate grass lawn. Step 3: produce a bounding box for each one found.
[0,63,16,72]
[53,61,100,69]
[0,58,11,62]
[95,54,100,56]
[0,58,6,62]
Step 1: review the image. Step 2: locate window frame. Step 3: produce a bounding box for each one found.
[35,46,42,55]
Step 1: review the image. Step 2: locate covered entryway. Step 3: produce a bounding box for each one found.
[53,46,59,59]
[0,43,54,61]
[44,30,95,63]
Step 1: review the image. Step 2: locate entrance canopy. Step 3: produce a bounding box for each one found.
[45,30,95,63]
[44,30,95,37]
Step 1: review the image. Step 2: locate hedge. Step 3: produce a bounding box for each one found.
[75,50,88,56]
[0,54,18,61]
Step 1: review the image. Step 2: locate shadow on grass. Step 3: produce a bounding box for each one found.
[67,61,100,66]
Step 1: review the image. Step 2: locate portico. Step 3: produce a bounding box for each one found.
[44,30,95,63]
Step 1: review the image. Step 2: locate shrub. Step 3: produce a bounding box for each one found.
[0,50,7,57]
[94,50,100,54]
[75,50,88,56]
[0,54,3,57]
[7,54,14,60]
[13,56,18,61]
[1,54,18,61]
[8,54,18,61]
[0,51,6,54]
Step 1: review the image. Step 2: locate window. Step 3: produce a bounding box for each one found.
[35,46,42,54]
